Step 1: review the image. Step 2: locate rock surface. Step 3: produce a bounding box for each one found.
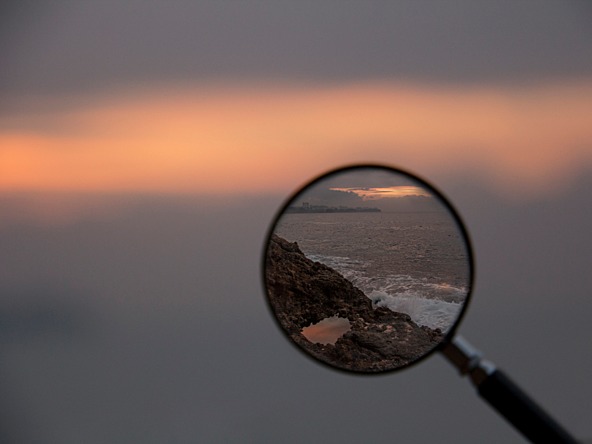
[264,234,444,372]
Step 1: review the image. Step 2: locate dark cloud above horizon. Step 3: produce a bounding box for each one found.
[289,167,445,211]
[1,1,592,98]
[293,186,443,213]
[293,187,364,208]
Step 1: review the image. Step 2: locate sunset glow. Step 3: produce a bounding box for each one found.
[2,81,591,198]
[330,186,431,199]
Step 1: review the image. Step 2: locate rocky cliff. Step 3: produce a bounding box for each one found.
[265,234,443,372]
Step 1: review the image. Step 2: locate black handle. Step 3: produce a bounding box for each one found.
[478,369,577,443]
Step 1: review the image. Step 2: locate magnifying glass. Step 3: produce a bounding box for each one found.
[262,164,576,443]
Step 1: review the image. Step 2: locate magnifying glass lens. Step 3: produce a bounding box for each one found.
[263,165,473,373]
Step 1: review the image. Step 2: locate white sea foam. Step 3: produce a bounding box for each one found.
[369,290,462,331]
[306,253,466,331]
[423,282,467,303]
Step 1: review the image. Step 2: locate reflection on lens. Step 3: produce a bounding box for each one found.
[263,165,472,373]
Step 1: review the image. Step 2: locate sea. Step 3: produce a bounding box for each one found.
[274,211,471,332]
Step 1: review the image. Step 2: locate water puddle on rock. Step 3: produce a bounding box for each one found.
[301,316,351,345]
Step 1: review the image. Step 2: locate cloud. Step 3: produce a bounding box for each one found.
[1,1,591,96]
[292,188,365,208]
[290,184,441,213]
[2,2,591,201]
[331,186,432,200]
[1,81,591,199]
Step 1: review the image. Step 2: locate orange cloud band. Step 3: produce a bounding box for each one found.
[1,81,591,198]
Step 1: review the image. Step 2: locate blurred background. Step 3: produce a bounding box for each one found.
[1,1,591,442]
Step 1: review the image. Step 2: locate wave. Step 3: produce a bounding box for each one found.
[306,252,466,331]
[368,290,462,331]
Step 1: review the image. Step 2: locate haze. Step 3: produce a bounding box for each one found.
[1,2,591,443]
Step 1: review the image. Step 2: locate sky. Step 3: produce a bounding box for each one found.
[1,1,591,199]
[1,2,592,443]
[285,167,442,212]
[331,186,432,199]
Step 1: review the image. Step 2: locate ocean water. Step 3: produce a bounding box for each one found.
[274,211,471,331]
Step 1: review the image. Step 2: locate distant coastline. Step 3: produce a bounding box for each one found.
[286,203,381,214]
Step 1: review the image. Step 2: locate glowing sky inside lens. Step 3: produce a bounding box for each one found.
[330,186,431,200]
